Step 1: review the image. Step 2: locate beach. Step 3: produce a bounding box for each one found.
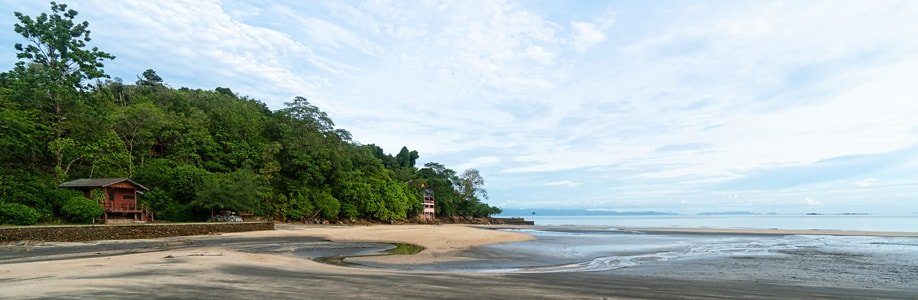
[1,224,916,299]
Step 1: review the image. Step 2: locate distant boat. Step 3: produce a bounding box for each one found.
[531,212,536,215]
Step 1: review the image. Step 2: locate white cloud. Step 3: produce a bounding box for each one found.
[569,9,615,52]
[855,178,876,187]
[803,197,823,206]
[70,0,336,103]
[570,22,606,52]
[544,180,582,187]
[453,156,502,171]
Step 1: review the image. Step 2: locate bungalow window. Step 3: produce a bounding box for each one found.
[123,194,134,200]
[109,192,115,201]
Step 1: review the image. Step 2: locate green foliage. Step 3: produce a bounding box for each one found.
[192,169,259,217]
[395,146,419,168]
[0,3,503,223]
[418,164,501,218]
[284,192,313,221]
[136,69,162,86]
[0,202,41,225]
[312,190,340,220]
[60,196,102,223]
[0,98,48,165]
[12,1,114,91]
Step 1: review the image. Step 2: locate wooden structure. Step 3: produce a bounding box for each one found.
[58,178,153,223]
[422,188,436,221]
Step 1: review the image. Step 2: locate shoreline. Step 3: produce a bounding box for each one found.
[625,226,918,237]
[479,224,918,237]
[2,224,916,299]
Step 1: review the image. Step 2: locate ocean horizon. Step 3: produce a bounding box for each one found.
[495,214,918,232]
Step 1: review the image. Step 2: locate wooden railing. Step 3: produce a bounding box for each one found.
[100,202,154,222]
[142,205,154,222]
[104,202,141,211]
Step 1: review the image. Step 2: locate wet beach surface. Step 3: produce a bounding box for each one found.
[2,226,917,299]
[0,235,398,264]
[350,227,918,295]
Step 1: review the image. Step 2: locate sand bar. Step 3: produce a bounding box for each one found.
[248,224,534,264]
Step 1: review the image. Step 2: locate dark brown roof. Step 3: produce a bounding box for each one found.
[58,178,149,191]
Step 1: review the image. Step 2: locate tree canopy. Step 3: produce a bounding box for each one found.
[0,2,501,224]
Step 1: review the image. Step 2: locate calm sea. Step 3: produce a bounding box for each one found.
[496,215,918,232]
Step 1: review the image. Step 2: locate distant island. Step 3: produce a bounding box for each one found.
[499,209,677,216]
[697,211,761,216]
[805,213,871,216]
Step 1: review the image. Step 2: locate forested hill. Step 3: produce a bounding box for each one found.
[0,2,500,225]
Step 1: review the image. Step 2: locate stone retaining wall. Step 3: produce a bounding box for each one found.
[0,222,274,242]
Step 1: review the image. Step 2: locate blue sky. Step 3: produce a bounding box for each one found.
[2,1,917,214]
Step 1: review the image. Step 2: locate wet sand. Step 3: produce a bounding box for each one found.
[1,224,916,299]
[627,226,918,237]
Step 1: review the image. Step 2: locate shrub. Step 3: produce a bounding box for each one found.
[61,197,104,223]
[313,191,340,220]
[0,202,41,225]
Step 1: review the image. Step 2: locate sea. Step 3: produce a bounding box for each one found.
[452,214,918,276]
[495,214,918,232]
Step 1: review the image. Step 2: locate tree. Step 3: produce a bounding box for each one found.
[0,94,48,166]
[456,169,501,217]
[112,101,169,175]
[214,87,234,97]
[84,129,132,178]
[280,96,334,133]
[12,1,114,91]
[458,169,487,202]
[395,146,419,168]
[136,69,163,86]
[192,169,259,218]
[9,2,115,172]
[417,162,461,217]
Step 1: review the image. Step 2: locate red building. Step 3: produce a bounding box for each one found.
[58,178,153,223]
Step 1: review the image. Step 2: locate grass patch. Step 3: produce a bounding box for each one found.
[385,243,425,255]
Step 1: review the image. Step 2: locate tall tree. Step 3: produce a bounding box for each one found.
[9,1,115,172]
[12,1,114,91]
[395,146,419,168]
[192,169,259,218]
[458,169,487,201]
[136,69,163,86]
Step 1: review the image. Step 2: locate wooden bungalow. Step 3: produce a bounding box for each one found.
[58,178,153,224]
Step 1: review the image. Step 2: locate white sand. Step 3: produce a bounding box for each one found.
[235,224,534,264]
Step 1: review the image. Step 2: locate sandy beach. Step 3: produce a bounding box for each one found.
[1,224,916,299]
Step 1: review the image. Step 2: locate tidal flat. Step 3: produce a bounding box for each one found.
[1,224,916,299]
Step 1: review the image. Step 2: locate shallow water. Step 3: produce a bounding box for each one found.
[480,228,918,273]
[506,215,918,232]
[350,227,918,278]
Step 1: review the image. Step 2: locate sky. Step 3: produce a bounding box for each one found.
[2,1,917,214]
